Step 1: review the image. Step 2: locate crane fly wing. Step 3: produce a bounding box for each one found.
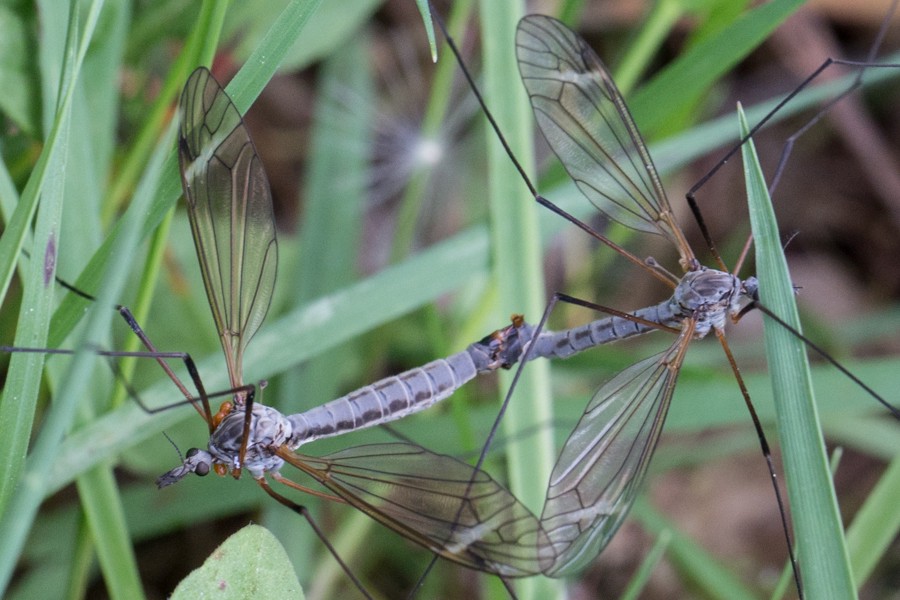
[178,67,278,386]
[540,329,690,576]
[516,15,692,263]
[277,442,559,576]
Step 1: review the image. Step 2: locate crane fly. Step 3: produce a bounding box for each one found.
[423,9,900,598]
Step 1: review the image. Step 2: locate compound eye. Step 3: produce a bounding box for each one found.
[186,448,201,458]
[195,462,210,477]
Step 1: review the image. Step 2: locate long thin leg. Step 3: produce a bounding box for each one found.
[44,269,216,427]
[688,52,900,267]
[115,305,214,429]
[0,344,222,419]
[714,328,803,598]
[747,300,899,418]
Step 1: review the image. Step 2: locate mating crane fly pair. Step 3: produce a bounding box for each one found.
[4,8,896,600]
[164,66,554,585]
[158,12,898,598]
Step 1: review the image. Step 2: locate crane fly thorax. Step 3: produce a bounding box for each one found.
[208,403,292,477]
[672,267,743,337]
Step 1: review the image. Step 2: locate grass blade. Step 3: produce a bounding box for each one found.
[480,3,558,598]
[741,104,856,599]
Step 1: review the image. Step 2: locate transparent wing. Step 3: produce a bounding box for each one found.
[178,67,278,386]
[540,329,690,576]
[277,442,558,577]
[516,15,692,262]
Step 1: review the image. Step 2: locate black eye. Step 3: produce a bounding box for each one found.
[195,462,210,477]
[186,447,200,458]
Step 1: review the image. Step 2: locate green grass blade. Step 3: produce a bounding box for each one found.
[613,0,684,95]
[75,468,144,599]
[480,3,558,598]
[227,0,323,110]
[741,104,856,599]
[0,81,177,600]
[228,0,380,71]
[630,0,805,137]
[70,113,181,600]
[101,0,228,219]
[846,455,900,585]
[619,528,672,600]
[414,0,437,62]
[62,2,146,596]
[0,0,102,519]
[634,500,758,600]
